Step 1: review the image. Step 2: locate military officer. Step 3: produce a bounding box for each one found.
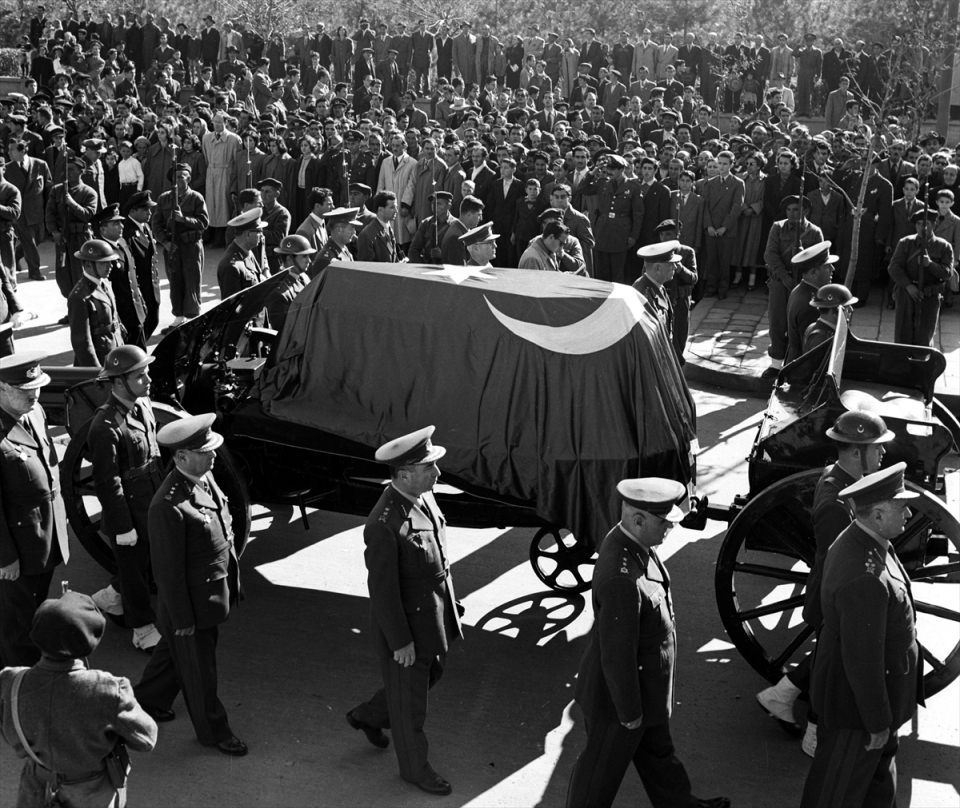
[67,239,124,368]
[257,177,291,276]
[134,414,247,757]
[0,352,69,668]
[758,410,893,757]
[648,220,697,362]
[888,207,954,346]
[801,462,920,808]
[44,156,97,307]
[566,478,729,808]
[153,163,209,332]
[87,346,163,652]
[460,222,498,267]
[634,240,681,346]
[123,191,162,340]
[407,191,457,263]
[265,234,316,334]
[580,153,644,284]
[218,207,267,299]
[96,203,147,350]
[310,207,363,279]
[0,592,157,808]
[783,241,837,365]
[347,426,462,797]
[802,283,857,355]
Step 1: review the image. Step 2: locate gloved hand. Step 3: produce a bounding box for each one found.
[116,529,138,547]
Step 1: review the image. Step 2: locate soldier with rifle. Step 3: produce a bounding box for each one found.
[888,206,953,346]
[407,191,457,262]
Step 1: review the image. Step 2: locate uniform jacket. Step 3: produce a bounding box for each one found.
[152,187,208,247]
[148,469,240,632]
[363,485,462,657]
[0,405,68,574]
[44,182,97,238]
[262,202,291,275]
[575,526,676,726]
[811,521,920,732]
[634,274,673,339]
[440,218,469,265]
[356,218,398,263]
[0,180,22,233]
[217,240,264,299]
[581,173,644,252]
[408,214,458,263]
[701,173,746,239]
[88,394,161,539]
[784,279,821,364]
[123,217,160,312]
[309,238,353,280]
[68,275,124,368]
[0,659,156,807]
[763,219,823,282]
[888,233,954,292]
[4,157,51,228]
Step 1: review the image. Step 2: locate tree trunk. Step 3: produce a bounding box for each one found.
[843,144,875,290]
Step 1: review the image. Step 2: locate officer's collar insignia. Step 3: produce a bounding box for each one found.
[26,366,40,379]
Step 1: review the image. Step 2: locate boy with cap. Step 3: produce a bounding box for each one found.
[887,206,954,346]
[566,477,729,808]
[801,462,920,807]
[0,352,69,667]
[134,413,247,756]
[67,239,124,367]
[0,591,158,807]
[347,426,461,796]
[783,240,837,365]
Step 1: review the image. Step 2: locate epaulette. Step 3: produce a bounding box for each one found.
[619,554,630,575]
[863,548,882,577]
[378,503,391,523]
[163,479,187,501]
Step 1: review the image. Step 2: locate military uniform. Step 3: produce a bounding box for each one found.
[309,238,353,279]
[802,317,835,355]
[261,202,291,275]
[88,394,162,629]
[439,218,469,265]
[581,173,644,284]
[784,279,821,365]
[123,217,161,339]
[152,187,208,319]
[887,232,953,346]
[264,270,309,334]
[633,274,673,343]
[407,215,458,263]
[0,179,21,290]
[105,237,147,350]
[0,401,69,667]
[134,468,242,748]
[217,240,264,299]
[67,275,124,368]
[349,484,462,785]
[567,525,703,808]
[44,182,97,298]
[662,242,697,361]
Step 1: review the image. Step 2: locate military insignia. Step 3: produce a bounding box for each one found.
[26,366,40,380]
[864,552,880,576]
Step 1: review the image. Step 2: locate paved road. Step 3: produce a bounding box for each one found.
[2,246,958,807]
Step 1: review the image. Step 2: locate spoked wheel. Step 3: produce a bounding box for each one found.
[529,527,595,593]
[716,468,960,698]
[62,404,253,575]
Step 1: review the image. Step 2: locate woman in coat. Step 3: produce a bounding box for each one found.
[266,32,285,79]
[143,123,175,200]
[559,39,580,101]
[331,27,353,85]
[259,138,297,213]
[734,152,766,289]
[180,133,207,195]
[505,36,524,90]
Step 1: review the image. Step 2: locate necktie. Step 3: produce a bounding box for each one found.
[393,156,399,170]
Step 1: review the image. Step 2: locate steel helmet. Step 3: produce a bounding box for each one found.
[74,239,121,263]
[825,410,896,444]
[274,234,317,256]
[99,345,155,379]
[811,283,858,309]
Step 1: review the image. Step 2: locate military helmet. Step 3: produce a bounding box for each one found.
[274,234,317,256]
[99,345,155,379]
[74,239,120,263]
[825,410,895,444]
[811,283,858,309]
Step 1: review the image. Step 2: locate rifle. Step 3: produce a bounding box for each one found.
[916,176,929,339]
[795,150,807,263]
[169,143,179,254]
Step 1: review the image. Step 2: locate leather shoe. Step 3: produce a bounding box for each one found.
[146,707,176,723]
[346,710,389,748]
[697,798,731,808]
[57,315,70,325]
[215,736,248,756]
[28,271,45,281]
[414,768,452,796]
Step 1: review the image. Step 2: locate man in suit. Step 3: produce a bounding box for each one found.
[97,203,146,350]
[411,20,434,95]
[581,154,643,284]
[134,414,246,756]
[440,195,483,264]
[258,178,291,276]
[823,75,853,130]
[0,159,22,291]
[123,191,161,339]
[466,144,497,214]
[700,150,745,298]
[218,207,266,299]
[671,171,704,254]
[876,141,916,198]
[794,34,822,117]
[801,463,920,808]
[377,134,417,250]
[806,170,847,244]
[769,34,793,82]
[821,37,852,96]
[357,190,399,262]
[347,426,462,797]
[0,352,69,667]
[636,157,671,249]
[842,158,893,305]
[5,141,51,283]
[632,29,658,81]
[68,239,124,367]
[690,105,721,150]
[435,24,453,84]
[296,187,334,253]
[452,23,476,85]
[657,32,679,82]
[677,32,701,87]
[88,345,162,651]
[566,477,729,808]
[488,156,524,266]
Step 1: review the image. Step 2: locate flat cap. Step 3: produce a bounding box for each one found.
[157,413,223,452]
[637,239,682,263]
[374,425,446,466]
[838,462,919,508]
[0,350,51,389]
[324,206,364,227]
[30,592,105,660]
[459,222,499,246]
[227,206,266,231]
[791,240,838,272]
[616,478,686,522]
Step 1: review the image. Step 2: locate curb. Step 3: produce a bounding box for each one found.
[683,357,772,399]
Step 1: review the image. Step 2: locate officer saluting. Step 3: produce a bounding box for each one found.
[566,478,729,808]
[87,346,163,651]
[134,414,247,757]
[347,426,462,797]
[67,239,124,368]
[802,462,921,808]
[0,352,69,667]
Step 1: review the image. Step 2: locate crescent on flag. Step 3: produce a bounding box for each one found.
[483,284,647,355]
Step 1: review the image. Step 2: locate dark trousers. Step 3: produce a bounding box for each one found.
[667,290,691,362]
[351,629,446,782]
[595,250,629,284]
[135,619,232,745]
[766,272,794,360]
[13,221,42,275]
[0,230,16,288]
[566,716,698,808]
[163,242,203,318]
[111,522,154,628]
[0,570,54,667]
[702,237,736,295]
[55,238,87,298]
[800,726,898,808]
[893,287,940,347]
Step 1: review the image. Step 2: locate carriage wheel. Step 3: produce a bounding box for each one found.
[529,527,595,593]
[62,403,253,575]
[715,468,960,698]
